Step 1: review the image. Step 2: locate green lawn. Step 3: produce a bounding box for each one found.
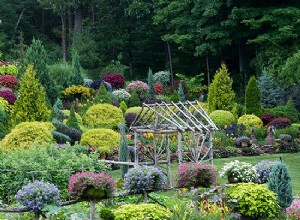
[110,152,300,195]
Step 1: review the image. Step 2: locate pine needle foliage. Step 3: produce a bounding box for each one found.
[11,64,50,127]
[268,162,293,209]
[118,122,129,179]
[208,63,235,112]
[245,76,261,116]
[66,105,81,131]
[178,82,186,102]
[94,83,112,104]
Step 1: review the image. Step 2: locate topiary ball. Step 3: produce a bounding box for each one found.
[83,103,125,129]
[80,128,120,154]
[209,110,236,127]
[0,122,55,152]
[238,114,263,132]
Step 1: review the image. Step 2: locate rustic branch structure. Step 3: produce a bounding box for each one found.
[129,101,218,186]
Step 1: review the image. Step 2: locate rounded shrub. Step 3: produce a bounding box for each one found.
[125,107,143,115]
[175,163,217,188]
[112,89,131,102]
[16,181,60,213]
[154,83,164,94]
[80,128,120,154]
[268,117,292,129]
[227,183,279,219]
[0,122,55,151]
[238,114,263,132]
[126,80,149,95]
[114,204,170,220]
[125,112,137,127]
[102,73,125,89]
[0,90,17,104]
[83,104,124,129]
[209,110,236,127]
[124,165,164,194]
[260,113,275,126]
[0,74,18,88]
[255,160,279,183]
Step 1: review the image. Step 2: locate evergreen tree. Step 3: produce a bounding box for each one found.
[285,98,299,123]
[24,38,59,105]
[11,64,50,126]
[268,162,293,209]
[52,98,65,121]
[120,101,128,114]
[208,63,235,112]
[93,83,112,104]
[147,67,155,98]
[245,76,261,116]
[257,69,282,108]
[178,82,186,102]
[127,92,140,107]
[66,105,81,131]
[118,122,129,179]
[69,50,84,86]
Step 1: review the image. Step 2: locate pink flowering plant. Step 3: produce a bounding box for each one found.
[286,199,300,219]
[124,165,165,194]
[16,181,61,213]
[126,80,149,95]
[175,163,217,188]
[0,74,18,88]
[68,172,115,199]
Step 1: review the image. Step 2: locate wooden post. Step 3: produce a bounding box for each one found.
[90,200,96,220]
[166,133,171,187]
[209,132,213,165]
[153,134,158,167]
[177,131,183,164]
[134,131,139,166]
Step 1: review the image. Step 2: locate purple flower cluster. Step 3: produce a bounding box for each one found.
[0,90,17,104]
[255,160,279,183]
[124,165,165,194]
[16,181,60,213]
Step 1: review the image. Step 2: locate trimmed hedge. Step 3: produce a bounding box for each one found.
[0,122,55,151]
[80,128,120,154]
[209,110,236,127]
[82,104,124,129]
[238,114,263,132]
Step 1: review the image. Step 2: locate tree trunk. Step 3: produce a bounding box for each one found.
[128,48,133,77]
[206,56,210,86]
[68,8,72,47]
[90,200,95,220]
[74,4,83,33]
[61,14,67,61]
[166,41,174,86]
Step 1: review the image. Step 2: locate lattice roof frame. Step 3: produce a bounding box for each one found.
[130,100,218,133]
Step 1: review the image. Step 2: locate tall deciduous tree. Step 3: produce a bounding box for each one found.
[208,63,235,112]
[11,64,50,127]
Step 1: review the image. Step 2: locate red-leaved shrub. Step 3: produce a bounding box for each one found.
[0,90,17,104]
[260,114,275,126]
[154,83,164,94]
[0,74,18,88]
[268,117,292,129]
[102,73,125,89]
[175,163,217,188]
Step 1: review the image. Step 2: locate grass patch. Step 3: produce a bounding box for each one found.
[110,152,300,195]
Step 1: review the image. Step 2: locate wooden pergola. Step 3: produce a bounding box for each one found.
[130,101,218,186]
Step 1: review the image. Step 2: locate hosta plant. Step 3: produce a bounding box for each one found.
[16,181,60,213]
[220,160,258,183]
[124,165,164,194]
[68,171,115,199]
[175,163,217,188]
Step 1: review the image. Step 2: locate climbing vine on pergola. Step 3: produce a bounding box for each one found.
[130,101,218,186]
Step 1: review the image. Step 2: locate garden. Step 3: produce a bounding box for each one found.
[0,40,299,220]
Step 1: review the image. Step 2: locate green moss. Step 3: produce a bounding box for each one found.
[83,104,124,129]
[80,128,120,154]
[209,110,236,127]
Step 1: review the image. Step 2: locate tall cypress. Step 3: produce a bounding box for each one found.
[147,68,155,98]
[118,122,129,179]
[178,82,186,102]
[245,76,261,116]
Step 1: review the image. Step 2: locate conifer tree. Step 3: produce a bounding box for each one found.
[208,63,235,112]
[147,68,155,98]
[178,82,186,102]
[69,51,84,86]
[11,64,50,126]
[94,83,112,104]
[268,162,293,209]
[285,98,299,123]
[257,69,282,108]
[66,105,81,131]
[118,122,129,179]
[24,38,59,105]
[127,91,140,107]
[245,76,261,116]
